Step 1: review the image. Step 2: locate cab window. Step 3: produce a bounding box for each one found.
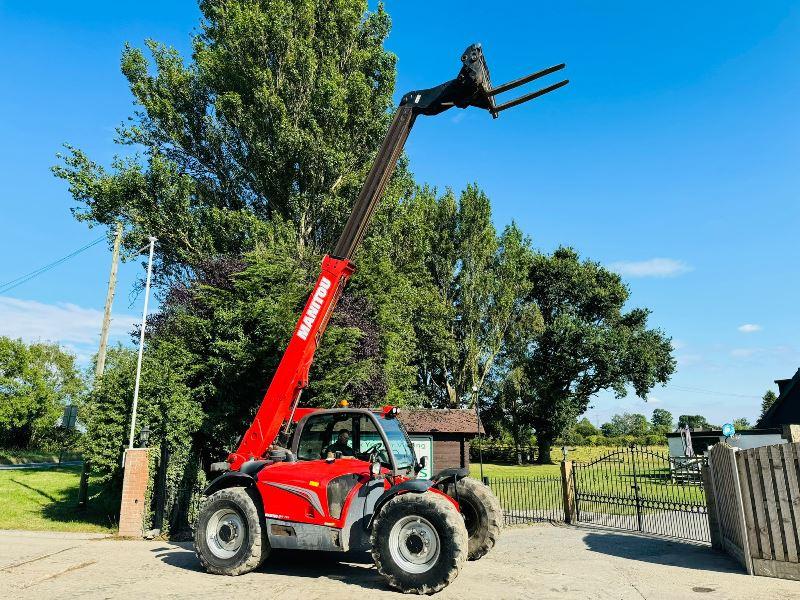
[358,415,389,464]
[297,413,354,460]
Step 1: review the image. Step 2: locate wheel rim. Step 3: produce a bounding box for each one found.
[388,515,441,574]
[205,508,246,559]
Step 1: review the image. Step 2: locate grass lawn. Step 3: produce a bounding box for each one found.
[0,466,115,533]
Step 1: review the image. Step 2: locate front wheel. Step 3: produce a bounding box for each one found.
[194,486,269,575]
[371,492,468,595]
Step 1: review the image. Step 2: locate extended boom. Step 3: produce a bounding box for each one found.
[225,44,567,471]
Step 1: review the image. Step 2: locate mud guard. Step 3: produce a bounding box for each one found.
[204,460,271,496]
[432,467,469,486]
[204,471,256,496]
[367,478,434,529]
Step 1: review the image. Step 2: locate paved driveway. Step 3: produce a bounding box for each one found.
[1,525,799,599]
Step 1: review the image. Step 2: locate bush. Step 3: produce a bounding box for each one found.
[470,438,538,464]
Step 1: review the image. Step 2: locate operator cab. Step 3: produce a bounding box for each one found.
[291,408,418,477]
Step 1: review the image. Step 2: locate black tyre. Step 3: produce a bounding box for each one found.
[194,486,269,575]
[451,477,502,560]
[371,492,468,595]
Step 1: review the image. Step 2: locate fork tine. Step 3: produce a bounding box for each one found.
[491,79,569,115]
[488,64,566,97]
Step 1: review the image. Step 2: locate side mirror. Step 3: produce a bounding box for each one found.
[415,455,427,474]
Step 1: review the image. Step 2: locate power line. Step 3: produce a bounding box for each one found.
[0,235,106,295]
[666,385,760,400]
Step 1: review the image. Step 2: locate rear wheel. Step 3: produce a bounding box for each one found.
[371,492,468,595]
[451,477,503,560]
[194,487,269,575]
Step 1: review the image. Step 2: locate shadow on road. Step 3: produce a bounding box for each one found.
[154,542,389,591]
[581,530,743,574]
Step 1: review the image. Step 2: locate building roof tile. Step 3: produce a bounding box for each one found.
[398,409,482,434]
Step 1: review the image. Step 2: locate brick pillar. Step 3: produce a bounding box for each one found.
[119,448,149,537]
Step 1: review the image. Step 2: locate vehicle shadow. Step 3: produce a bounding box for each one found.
[581,529,743,574]
[154,542,389,591]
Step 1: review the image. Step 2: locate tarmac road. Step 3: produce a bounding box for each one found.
[1,524,799,599]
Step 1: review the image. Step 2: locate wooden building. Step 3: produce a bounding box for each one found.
[398,409,481,474]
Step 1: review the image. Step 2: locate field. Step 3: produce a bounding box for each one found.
[468,445,667,478]
[0,465,115,533]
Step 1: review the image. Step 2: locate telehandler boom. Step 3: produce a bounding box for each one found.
[197,44,567,594]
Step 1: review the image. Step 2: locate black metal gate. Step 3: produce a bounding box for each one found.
[572,445,709,543]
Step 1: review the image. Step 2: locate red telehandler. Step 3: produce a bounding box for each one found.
[195,44,567,594]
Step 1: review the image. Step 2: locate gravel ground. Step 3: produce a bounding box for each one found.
[1,524,799,599]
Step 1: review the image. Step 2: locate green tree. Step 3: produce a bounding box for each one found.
[53,0,397,280]
[732,417,751,430]
[513,248,675,463]
[760,390,778,420]
[677,414,712,430]
[0,337,84,449]
[650,408,674,433]
[600,413,650,437]
[400,187,540,408]
[574,417,599,438]
[488,367,529,454]
[80,347,137,492]
[81,344,202,524]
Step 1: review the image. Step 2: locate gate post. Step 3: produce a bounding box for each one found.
[701,462,723,549]
[119,448,149,537]
[561,460,576,524]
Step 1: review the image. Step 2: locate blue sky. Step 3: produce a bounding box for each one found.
[1,1,798,427]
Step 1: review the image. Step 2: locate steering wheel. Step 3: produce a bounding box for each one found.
[361,442,388,463]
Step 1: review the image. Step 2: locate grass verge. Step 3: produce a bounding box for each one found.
[0,465,115,533]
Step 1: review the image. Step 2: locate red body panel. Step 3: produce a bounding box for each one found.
[253,459,456,529]
[228,256,355,470]
[255,459,373,527]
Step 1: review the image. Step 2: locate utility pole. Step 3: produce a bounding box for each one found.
[95,222,122,382]
[473,384,485,482]
[128,237,156,450]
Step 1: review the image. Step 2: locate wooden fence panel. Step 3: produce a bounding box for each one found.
[736,450,762,559]
[770,445,797,562]
[735,442,800,581]
[759,446,785,561]
[707,443,752,573]
[780,445,800,558]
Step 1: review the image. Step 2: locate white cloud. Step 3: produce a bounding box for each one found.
[0,296,137,348]
[738,323,762,333]
[731,348,758,358]
[646,396,662,404]
[607,258,692,278]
